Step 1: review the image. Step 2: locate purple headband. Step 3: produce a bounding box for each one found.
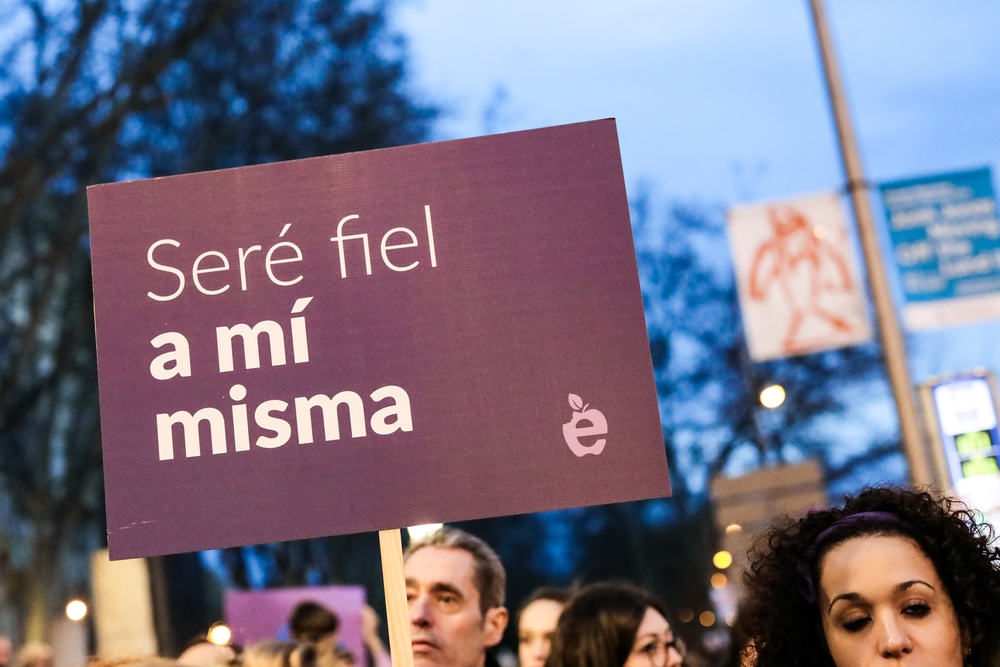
[797,511,917,605]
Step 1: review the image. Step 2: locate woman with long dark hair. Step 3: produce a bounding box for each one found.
[546,582,683,667]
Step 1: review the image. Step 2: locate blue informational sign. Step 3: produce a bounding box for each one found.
[879,167,1000,329]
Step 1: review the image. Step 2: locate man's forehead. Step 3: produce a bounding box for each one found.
[405,546,478,590]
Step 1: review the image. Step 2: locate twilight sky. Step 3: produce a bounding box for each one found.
[391,0,1000,384]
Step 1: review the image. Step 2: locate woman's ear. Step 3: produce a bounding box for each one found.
[961,623,972,661]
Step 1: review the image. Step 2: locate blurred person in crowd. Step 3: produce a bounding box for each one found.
[404,527,508,667]
[289,601,353,667]
[546,582,684,667]
[242,640,315,667]
[516,586,571,667]
[359,605,391,667]
[737,486,1000,667]
[14,643,53,667]
[88,658,177,667]
[289,600,390,667]
[176,637,237,667]
[0,636,12,667]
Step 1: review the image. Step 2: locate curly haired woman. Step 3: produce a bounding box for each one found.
[736,486,1000,667]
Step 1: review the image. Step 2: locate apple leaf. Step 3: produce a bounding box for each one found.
[568,394,584,411]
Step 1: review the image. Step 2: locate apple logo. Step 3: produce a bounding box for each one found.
[562,394,607,457]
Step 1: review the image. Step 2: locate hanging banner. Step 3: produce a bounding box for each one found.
[727,191,873,361]
[879,167,1000,330]
[87,119,670,560]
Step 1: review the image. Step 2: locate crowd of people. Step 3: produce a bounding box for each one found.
[6,486,1000,667]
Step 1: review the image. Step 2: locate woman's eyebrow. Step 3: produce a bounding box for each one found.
[895,579,934,593]
[828,592,862,613]
[828,581,935,612]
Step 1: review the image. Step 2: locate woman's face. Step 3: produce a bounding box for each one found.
[518,599,564,667]
[622,607,683,667]
[818,534,965,667]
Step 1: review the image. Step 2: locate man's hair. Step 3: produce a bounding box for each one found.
[289,601,339,643]
[404,527,506,613]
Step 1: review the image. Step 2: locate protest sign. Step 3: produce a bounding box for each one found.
[225,586,366,658]
[88,119,669,560]
[727,191,872,361]
[879,167,1000,330]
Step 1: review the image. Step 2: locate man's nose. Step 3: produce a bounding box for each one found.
[875,613,913,658]
[409,594,432,627]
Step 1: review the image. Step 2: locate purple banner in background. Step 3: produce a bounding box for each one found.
[225,586,365,659]
[88,119,669,559]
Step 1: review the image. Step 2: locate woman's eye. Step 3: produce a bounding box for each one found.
[842,617,870,633]
[903,603,931,618]
[640,644,658,655]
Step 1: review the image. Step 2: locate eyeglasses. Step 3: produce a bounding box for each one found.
[634,636,686,667]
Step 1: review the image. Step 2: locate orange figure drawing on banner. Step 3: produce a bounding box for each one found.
[748,206,855,353]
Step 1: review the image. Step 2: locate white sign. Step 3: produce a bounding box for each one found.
[930,375,1000,525]
[727,192,873,361]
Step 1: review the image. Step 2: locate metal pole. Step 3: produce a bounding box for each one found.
[807,0,933,486]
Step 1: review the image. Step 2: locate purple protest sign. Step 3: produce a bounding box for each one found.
[225,586,365,659]
[88,119,669,560]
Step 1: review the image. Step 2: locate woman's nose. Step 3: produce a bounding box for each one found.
[875,613,913,658]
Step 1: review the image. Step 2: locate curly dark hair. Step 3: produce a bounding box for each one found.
[736,486,1000,667]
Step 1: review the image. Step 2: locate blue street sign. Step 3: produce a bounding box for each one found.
[880,167,1000,329]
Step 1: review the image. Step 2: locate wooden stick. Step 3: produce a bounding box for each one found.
[379,529,414,667]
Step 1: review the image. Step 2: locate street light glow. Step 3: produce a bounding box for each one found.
[760,384,786,408]
[407,523,444,541]
[713,550,733,569]
[208,623,232,646]
[66,600,87,621]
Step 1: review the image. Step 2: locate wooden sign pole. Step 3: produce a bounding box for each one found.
[379,529,415,667]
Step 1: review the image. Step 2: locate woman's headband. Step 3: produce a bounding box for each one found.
[797,511,917,604]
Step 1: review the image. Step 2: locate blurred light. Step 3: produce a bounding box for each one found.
[726,612,737,627]
[678,608,694,623]
[208,623,232,646]
[66,600,87,622]
[725,523,742,534]
[760,384,786,409]
[699,611,716,627]
[407,523,444,541]
[713,550,733,569]
[813,225,827,239]
[711,573,727,588]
